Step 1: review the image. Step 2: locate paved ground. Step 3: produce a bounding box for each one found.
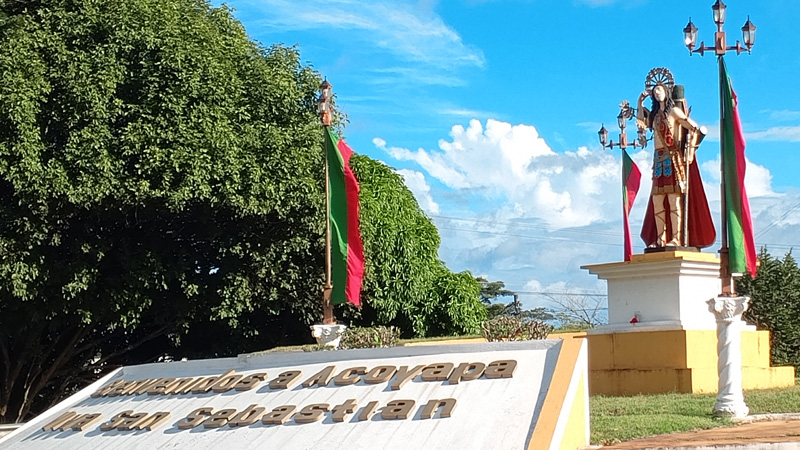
[600,417,800,449]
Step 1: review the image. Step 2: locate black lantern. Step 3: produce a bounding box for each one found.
[741,16,756,51]
[712,0,726,26]
[617,113,626,131]
[683,19,698,51]
[598,125,608,148]
[318,79,333,126]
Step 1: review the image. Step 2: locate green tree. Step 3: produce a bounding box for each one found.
[0,0,327,422]
[476,276,515,304]
[349,155,485,337]
[738,249,800,368]
[0,0,486,423]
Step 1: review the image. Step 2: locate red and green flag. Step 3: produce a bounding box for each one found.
[721,58,757,277]
[622,149,641,261]
[325,128,365,306]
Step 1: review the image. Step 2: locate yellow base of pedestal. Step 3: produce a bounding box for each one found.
[587,329,795,396]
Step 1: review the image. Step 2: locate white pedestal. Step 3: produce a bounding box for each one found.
[310,324,347,348]
[582,251,722,333]
[709,296,750,418]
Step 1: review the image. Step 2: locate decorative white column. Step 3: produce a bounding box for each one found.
[310,324,347,348]
[707,296,750,418]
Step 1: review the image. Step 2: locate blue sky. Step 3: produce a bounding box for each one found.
[220,0,800,311]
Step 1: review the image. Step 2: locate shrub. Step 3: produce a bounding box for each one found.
[339,326,401,349]
[481,316,553,342]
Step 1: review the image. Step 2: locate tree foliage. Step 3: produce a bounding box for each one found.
[349,155,486,337]
[0,0,485,423]
[738,249,800,368]
[476,276,514,304]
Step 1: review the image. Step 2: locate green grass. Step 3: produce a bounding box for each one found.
[591,380,800,445]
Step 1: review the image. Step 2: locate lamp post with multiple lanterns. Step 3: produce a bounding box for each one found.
[682,0,756,296]
[598,101,647,151]
[684,1,756,419]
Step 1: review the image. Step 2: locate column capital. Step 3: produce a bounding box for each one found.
[707,296,749,323]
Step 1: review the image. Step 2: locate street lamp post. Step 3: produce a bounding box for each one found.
[684,1,756,419]
[598,101,648,151]
[682,0,756,296]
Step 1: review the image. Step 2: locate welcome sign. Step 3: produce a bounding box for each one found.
[0,339,588,450]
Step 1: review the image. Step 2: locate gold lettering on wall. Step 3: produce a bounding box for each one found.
[448,362,486,384]
[357,401,379,421]
[364,365,396,384]
[294,403,330,423]
[261,405,297,425]
[333,367,366,386]
[42,411,78,431]
[123,378,160,395]
[133,412,171,431]
[390,365,425,390]
[146,378,177,395]
[116,412,149,431]
[484,360,517,379]
[421,363,454,381]
[269,370,302,389]
[381,400,415,420]
[420,398,457,419]
[331,399,358,422]
[192,370,235,394]
[235,372,267,391]
[100,410,135,431]
[162,377,198,395]
[177,407,213,429]
[211,372,243,393]
[228,404,266,427]
[301,366,337,388]
[203,408,238,428]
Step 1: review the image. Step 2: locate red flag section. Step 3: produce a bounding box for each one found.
[325,128,365,306]
[721,58,757,277]
[622,150,641,262]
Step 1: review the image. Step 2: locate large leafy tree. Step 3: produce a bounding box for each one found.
[0,0,326,422]
[738,249,800,368]
[0,0,485,423]
[349,155,485,337]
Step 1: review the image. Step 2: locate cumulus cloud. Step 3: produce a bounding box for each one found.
[395,169,440,214]
[375,119,620,228]
[700,157,775,198]
[379,117,797,302]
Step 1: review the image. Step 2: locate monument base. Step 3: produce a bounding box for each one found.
[582,251,795,395]
[586,328,795,396]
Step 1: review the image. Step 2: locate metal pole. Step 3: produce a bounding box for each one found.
[323,128,335,324]
[718,56,733,295]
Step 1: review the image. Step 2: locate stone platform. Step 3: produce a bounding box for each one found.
[583,251,794,396]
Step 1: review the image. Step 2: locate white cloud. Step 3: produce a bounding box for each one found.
[395,169,440,214]
[376,119,619,228]
[700,156,775,198]
[380,118,800,301]
[761,109,800,122]
[746,126,800,142]
[241,0,484,78]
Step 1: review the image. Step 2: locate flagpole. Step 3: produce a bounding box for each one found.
[682,4,756,296]
[319,79,335,325]
[718,56,733,295]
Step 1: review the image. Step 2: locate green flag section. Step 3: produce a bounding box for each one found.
[622,150,641,262]
[721,58,757,277]
[325,128,365,306]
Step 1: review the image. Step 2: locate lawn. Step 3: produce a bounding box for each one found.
[590,380,800,445]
